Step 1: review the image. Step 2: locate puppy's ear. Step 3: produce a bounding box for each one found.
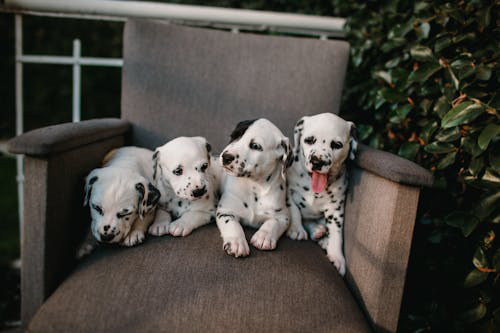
[349,122,358,161]
[146,182,161,211]
[280,138,293,168]
[152,150,160,181]
[293,117,306,160]
[135,182,147,220]
[229,119,257,143]
[83,171,99,206]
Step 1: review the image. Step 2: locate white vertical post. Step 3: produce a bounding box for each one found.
[72,39,81,122]
[15,14,24,244]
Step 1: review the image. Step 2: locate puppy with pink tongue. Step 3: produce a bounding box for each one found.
[286,113,356,276]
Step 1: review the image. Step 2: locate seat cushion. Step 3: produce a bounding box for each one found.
[28,225,370,332]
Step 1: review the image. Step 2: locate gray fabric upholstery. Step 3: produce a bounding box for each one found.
[21,135,126,325]
[8,118,129,156]
[354,144,434,187]
[121,20,350,152]
[344,167,420,332]
[28,226,371,333]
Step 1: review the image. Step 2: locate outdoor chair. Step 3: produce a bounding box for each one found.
[9,19,433,333]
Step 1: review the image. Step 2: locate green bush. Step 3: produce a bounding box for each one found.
[332,0,499,331]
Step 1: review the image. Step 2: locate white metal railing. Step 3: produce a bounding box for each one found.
[0,0,345,238]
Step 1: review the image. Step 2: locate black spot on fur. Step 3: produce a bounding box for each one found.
[327,215,333,220]
[243,202,248,208]
[89,176,98,185]
[296,119,304,126]
[229,119,258,143]
[147,183,161,207]
[303,186,309,191]
[275,208,282,212]
[299,202,306,208]
[178,201,183,207]
[266,174,272,182]
[280,184,284,191]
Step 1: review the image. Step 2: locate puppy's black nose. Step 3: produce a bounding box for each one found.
[222,152,235,166]
[192,186,207,198]
[103,225,110,232]
[310,155,328,171]
[100,233,114,242]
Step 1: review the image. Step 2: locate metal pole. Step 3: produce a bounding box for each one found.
[72,39,81,122]
[15,14,24,245]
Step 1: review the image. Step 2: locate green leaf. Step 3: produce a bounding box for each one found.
[464,269,489,288]
[445,211,479,237]
[437,152,456,169]
[475,191,500,220]
[441,101,485,128]
[460,303,487,323]
[477,64,492,81]
[478,123,500,150]
[420,121,439,142]
[473,247,488,269]
[398,142,420,160]
[356,124,373,141]
[410,45,435,62]
[450,58,475,80]
[490,146,500,170]
[415,22,430,39]
[378,87,406,103]
[447,67,460,91]
[424,141,455,154]
[435,36,452,52]
[469,156,484,177]
[433,96,450,118]
[389,104,412,123]
[373,70,392,84]
[435,127,461,142]
[408,62,441,83]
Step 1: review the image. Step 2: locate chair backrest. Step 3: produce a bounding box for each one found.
[121,19,349,152]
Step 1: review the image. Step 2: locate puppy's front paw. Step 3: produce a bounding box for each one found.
[169,220,194,237]
[286,225,308,241]
[121,230,145,247]
[327,251,346,276]
[250,229,278,250]
[148,220,170,236]
[223,236,250,258]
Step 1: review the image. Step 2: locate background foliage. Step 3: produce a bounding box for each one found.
[0,0,498,331]
[331,0,499,331]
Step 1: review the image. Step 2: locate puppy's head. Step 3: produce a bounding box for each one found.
[221,119,292,180]
[294,113,357,193]
[154,137,213,201]
[84,168,161,243]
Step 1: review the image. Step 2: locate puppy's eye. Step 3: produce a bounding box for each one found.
[249,141,263,151]
[173,166,183,176]
[304,136,316,145]
[200,163,208,172]
[330,141,343,150]
[91,203,103,216]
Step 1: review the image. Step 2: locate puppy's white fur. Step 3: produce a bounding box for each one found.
[84,147,161,247]
[217,119,292,257]
[149,137,222,237]
[287,113,356,276]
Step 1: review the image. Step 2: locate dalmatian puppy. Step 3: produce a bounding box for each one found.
[286,113,357,276]
[83,147,161,247]
[217,119,293,257]
[148,137,222,237]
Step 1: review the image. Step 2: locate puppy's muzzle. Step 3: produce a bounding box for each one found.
[192,186,207,198]
[100,225,117,242]
[222,152,235,166]
[310,155,328,171]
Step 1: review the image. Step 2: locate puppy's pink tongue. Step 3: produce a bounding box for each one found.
[311,172,327,193]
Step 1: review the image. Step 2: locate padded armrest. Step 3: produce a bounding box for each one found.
[353,144,433,187]
[8,118,130,156]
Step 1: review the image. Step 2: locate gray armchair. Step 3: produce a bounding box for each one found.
[9,20,433,333]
